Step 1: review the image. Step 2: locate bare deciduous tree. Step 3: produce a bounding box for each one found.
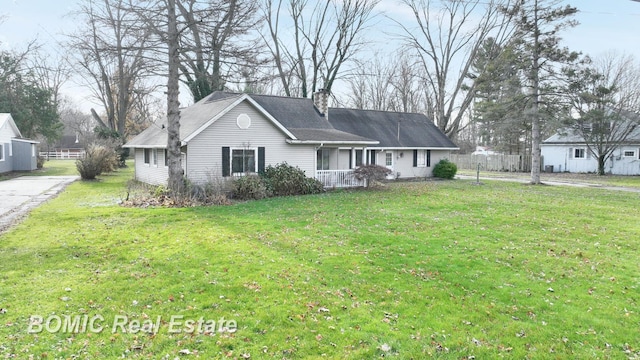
[398,0,515,138]
[262,0,379,98]
[562,53,640,175]
[68,0,157,138]
[177,0,262,101]
[345,55,427,113]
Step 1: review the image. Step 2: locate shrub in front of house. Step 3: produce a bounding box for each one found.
[232,174,269,200]
[354,164,392,186]
[76,145,119,180]
[432,159,457,179]
[262,163,323,196]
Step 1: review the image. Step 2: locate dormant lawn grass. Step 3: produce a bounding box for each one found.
[0,160,78,181]
[1,166,639,359]
[458,168,640,189]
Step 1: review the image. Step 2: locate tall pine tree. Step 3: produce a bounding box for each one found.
[506,0,579,183]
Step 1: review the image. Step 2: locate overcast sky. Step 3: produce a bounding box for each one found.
[1,0,639,110]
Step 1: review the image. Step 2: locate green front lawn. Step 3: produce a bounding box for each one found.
[0,167,638,359]
[458,169,640,189]
[0,160,78,181]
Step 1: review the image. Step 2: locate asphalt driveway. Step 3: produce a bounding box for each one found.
[0,176,79,234]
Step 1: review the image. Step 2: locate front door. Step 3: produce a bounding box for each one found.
[385,151,394,179]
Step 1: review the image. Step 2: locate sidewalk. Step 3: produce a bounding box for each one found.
[0,176,79,234]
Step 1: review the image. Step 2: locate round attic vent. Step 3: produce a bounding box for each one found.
[237,113,251,129]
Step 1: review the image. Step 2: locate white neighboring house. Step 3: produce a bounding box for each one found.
[541,126,640,175]
[124,91,458,187]
[471,146,499,156]
[0,113,39,174]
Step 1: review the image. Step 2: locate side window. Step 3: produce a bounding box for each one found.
[385,152,393,166]
[317,149,330,170]
[355,149,363,167]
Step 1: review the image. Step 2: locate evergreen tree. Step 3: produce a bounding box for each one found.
[505,0,579,183]
[472,39,529,154]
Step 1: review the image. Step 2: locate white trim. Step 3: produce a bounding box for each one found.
[0,143,4,162]
[287,139,378,145]
[11,138,39,144]
[366,146,458,151]
[152,148,158,167]
[123,144,165,149]
[183,94,298,143]
[0,114,23,138]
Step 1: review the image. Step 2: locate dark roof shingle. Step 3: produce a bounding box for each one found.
[328,108,457,148]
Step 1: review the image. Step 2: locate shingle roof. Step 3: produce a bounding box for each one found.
[543,110,640,144]
[125,93,243,148]
[125,92,457,149]
[328,108,458,148]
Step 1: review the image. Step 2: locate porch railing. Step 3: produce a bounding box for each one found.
[316,169,365,188]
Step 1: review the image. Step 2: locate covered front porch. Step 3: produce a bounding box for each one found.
[314,147,375,188]
[315,169,364,188]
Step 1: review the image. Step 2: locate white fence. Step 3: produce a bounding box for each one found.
[316,170,365,188]
[40,151,85,160]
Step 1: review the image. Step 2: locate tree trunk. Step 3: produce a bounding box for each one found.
[529,0,542,185]
[597,155,606,176]
[166,0,183,196]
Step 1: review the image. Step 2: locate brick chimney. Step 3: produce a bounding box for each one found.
[313,89,330,118]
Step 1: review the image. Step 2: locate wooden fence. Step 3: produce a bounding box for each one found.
[448,154,540,173]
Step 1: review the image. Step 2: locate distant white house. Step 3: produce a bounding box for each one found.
[471,146,499,156]
[541,123,640,175]
[124,91,459,187]
[0,113,39,174]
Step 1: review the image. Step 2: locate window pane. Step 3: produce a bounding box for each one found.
[417,151,426,167]
[232,149,256,173]
[144,149,150,164]
[317,149,330,170]
[322,150,329,170]
[232,150,245,173]
[245,151,255,172]
[385,152,392,166]
[355,150,363,166]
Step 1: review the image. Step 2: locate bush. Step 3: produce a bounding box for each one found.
[262,163,323,196]
[432,159,457,179]
[353,164,392,186]
[76,145,119,180]
[36,155,45,169]
[232,175,269,200]
[186,175,232,205]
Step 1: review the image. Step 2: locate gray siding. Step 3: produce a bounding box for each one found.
[133,148,169,185]
[0,143,11,173]
[187,101,316,184]
[373,149,450,178]
[11,141,37,171]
